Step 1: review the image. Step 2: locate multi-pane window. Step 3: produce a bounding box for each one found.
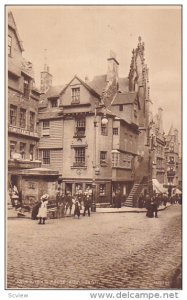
[30,112,35,131]
[8,36,12,56]
[20,142,26,159]
[10,105,17,126]
[101,123,108,136]
[20,108,26,128]
[29,144,34,161]
[72,87,80,103]
[42,120,50,136]
[75,118,86,137]
[42,150,50,165]
[100,151,107,165]
[10,141,17,159]
[113,128,118,135]
[23,77,30,98]
[99,184,106,196]
[74,147,85,166]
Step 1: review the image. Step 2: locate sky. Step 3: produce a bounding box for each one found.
[8,5,181,138]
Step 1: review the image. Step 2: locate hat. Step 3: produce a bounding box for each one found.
[41,194,49,201]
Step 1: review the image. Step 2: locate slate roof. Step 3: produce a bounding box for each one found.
[88,75,129,95]
[112,91,137,105]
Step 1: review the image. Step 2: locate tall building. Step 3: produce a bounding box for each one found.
[7,11,59,205]
[38,38,152,206]
[164,126,180,196]
[40,63,53,93]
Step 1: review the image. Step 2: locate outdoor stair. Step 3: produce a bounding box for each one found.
[124,179,148,207]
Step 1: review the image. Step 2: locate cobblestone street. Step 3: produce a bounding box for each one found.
[7,205,182,289]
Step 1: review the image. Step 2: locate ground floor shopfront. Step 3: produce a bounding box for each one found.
[61,178,134,206]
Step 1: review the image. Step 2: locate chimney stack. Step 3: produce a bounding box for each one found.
[106,50,119,85]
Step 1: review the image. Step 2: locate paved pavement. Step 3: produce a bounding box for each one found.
[6,204,182,289]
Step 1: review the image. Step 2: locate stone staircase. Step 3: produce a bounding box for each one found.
[124,176,148,207]
[124,184,142,207]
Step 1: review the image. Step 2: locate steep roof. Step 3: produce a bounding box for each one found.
[46,84,67,98]
[88,75,129,95]
[8,11,24,52]
[111,91,137,105]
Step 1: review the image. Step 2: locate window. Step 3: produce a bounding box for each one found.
[20,108,26,128]
[8,36,12,56]
[72,87,80,103]
[42,150,50,165]
[29,144,34,161]
[23,77,30,98]
[74,147,85,166]
[169,156,174,163]
[30,112,35,131]
[99,184,106,196]
[42,120,50,136]
[20,143,26,159]
[10,141,17,159]
[100,151,107,165]
[51,99,58,107]
[113,128,118,135]
[123,154,132,169]
[119,105,123,111]
[101,123,108,136]
[75,118,86,137]
[10,105,17,126]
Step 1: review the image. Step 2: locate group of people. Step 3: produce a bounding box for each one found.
[31,190,93,224]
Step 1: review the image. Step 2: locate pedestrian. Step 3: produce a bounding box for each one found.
[115,190,121,208]
[83,194,91,217]
[74,197,81,218]
[152,195,159,218]
[37,194,49,224]
[31,201,41,220]
[138,193,144,208]
[112,191,116,208]
[146,194,154,218]
[64,192,73,215]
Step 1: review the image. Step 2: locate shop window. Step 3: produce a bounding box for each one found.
[20,108,26,128]
[99,184,106,196]
[75,117,86,137]
[10,105,17,126]
[20,142,26,159]
[29,112,35,132]
[74,147,85,166]
[113,128,118,135]
[72,87,80,104]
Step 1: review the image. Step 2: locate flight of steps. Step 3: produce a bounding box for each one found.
[124,183,143,207]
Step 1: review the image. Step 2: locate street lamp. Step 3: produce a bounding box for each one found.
[91,106,108,212]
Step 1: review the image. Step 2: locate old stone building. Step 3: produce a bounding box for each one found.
[7,11,58,205]
[164,125,180,196]
[38,38,152,206]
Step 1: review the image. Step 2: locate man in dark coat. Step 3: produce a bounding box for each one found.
[83,194,91,216]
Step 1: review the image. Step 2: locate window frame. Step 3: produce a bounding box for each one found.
[113,128,119,135]
[29,111,35,132]
[75,117,86,137]
[42,149,50,165]
[10,105,17,126]
[71,87,80,104]
[20,108,26,129]
[20,142,26,159]
[74,147,85,166]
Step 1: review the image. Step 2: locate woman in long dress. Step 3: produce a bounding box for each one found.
[37,194,49,224]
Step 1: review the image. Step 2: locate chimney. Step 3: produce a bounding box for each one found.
[106,50,119,85]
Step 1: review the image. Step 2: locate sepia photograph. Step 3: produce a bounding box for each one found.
[5,4,182,293]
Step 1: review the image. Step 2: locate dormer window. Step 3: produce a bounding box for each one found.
[23,76,30,99]
[72,87,80,104]
[50,99,58,108]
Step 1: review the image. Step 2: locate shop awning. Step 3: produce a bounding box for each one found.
[152,179,167,194]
